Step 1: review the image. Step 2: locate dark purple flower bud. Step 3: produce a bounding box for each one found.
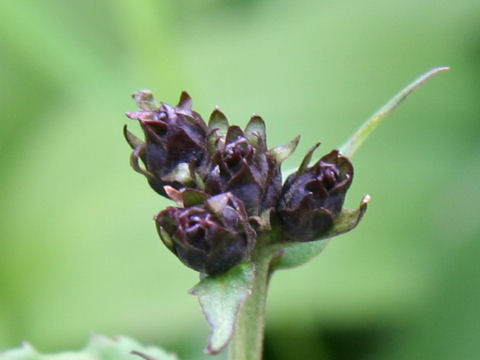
[124,90,208,197]
[277,146,353,242]
[203,114,284,216]
[155,193,256,275]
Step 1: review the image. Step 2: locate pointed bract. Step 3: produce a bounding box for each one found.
[297,142,321,175]
[123,125,144,149]
[245,114,266,150]
[177,91,193,110]
[269,135,300,163]
[208,108,229,137]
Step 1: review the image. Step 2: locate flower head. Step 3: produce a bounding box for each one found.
[124,90,208,197]
[124,90,361,274]
[203,117,282,216]
[156,193,256,275]
[277,146,353,241]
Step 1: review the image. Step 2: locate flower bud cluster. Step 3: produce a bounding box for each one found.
[125,91,354,275]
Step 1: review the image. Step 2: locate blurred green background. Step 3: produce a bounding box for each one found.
[1,0,479,359]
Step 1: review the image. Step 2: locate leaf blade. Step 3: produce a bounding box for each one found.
[339,66,450,158]
[189,262,255,354]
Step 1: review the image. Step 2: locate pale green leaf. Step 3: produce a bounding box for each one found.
[189,262,255,355]
[0,335,177,360]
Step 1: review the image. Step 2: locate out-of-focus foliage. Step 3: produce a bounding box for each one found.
[0,0,479,359]
[0,335,177,360]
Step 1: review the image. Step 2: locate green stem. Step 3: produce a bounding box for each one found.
[229,241,277,360]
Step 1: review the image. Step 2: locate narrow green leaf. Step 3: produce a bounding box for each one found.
[339,66,450,158]
[269,136,300,163]
[0,335,177,360]
[273,195,370,270]
[189,262,255,355]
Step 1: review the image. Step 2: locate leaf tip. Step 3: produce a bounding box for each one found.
[432,66,450,73]
[204,344,222,355]
[361,194,371,207]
